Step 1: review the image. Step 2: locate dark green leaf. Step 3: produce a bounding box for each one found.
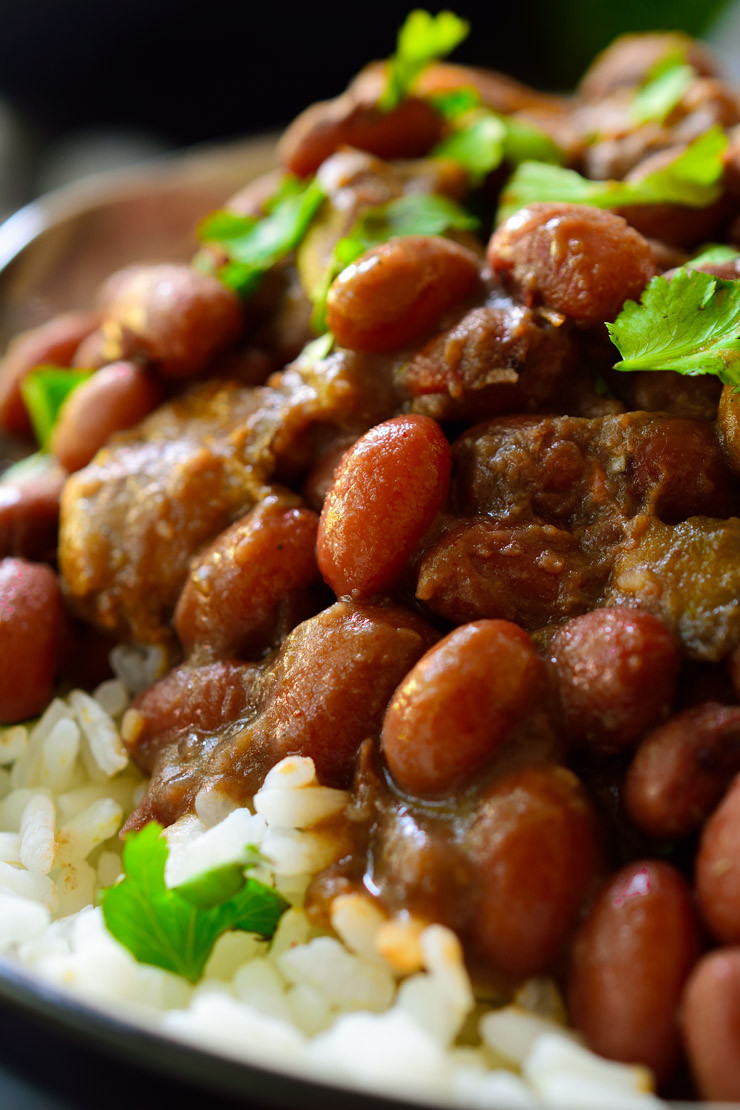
[101,822,288,982]
[379,9,470,112]
[197,177,326,297]
[607,267,740,390]
[311,193,478,331]
[497,126,727,224]
[19,366,94,451]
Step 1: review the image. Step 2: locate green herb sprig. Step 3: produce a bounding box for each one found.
[379,10,470,112]
[20,366,94,451]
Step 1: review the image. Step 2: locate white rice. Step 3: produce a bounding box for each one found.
[0,672,662,1109]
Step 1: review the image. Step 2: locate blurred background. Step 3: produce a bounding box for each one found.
[0,0,736,219]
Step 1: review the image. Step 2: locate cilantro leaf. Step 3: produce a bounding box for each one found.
[198,176,326,297]
[433,108,564,183]
[101,822,288,982]
[20,366,94,451]
[688,244,740,268]
[311,193,478,330]
[629,59,695,126]
[379,10,470,112]
[607,268,740,389]
[497,126,727,224]
[427,86,481,121]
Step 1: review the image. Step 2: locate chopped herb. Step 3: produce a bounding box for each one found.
[688,244,740,268]
[198,176,326,297]
[607,267,740,390]
[433,108,563,183]
[101,822,288,982]
[629,58,695,126]
[379,9,470,112]
[311,192,478,331]
[497,126,727,224]
[428,86,482,121]
[20,366,94,451]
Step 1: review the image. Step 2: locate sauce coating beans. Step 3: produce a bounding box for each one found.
[326,236,480,353]
[51,362,160,473]
[382,620,545,796]
[174,495,321,659]
[625,703,740,837]
[468,765,602,980]
[317,415,451,598]
[550,608,679,749]
[488,203,656,322]
[0,558,63,722]
[682,947,740,1101]
[568,860,701,1081]
[696,773,740,943]
[97,264,243,378]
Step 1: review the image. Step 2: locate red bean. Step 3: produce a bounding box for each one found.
[317,415,451,598]
[468,765,602,979]
[50,362,160,473]
[696,773,740,943]
[579,33,716,100]
[0,312,97,437]
[98,264,243,378]
[550,608,679,749]
[625,704,740,838]
[718,383,740,478]
[682,947,740,1101]
[174,495,321,659]
[0,457,65,562]
[568,860,702,1081]
[326,236,480,353]
[382,620,545,796]
[0,558,63,722]
[488,203,656,322]
[279,93,442,178]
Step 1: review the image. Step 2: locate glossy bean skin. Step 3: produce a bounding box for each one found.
[696,773,740,943]
[326,236,480,353]
[467,765,602,980]
[50,362,161,473]
[317,415,451,598]
[568,860,702,1081]
[98,264,243,378]
[682,947,740,1101]
[382,620,546,796]
[625,704,740,838]
[279,92,442,178]
[718,383,740,477]
[174,495,321,660]
[488,203,656,323]
[0,457,65,562]
[0,558,63,722]
[550,608,679,750]
[0,312,97,436]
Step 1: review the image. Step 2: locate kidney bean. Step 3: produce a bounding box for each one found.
[579,33,716,101]
[467,765,602,980]
[50,362,161,473]
[625,704,740,838]
[682,947,740,1101]
[0,312,98,437]
[618,148,730,248]
[627,414,737,522]
[174,494,321,659]
[0,456,65,562]
[696,773,740,942]
[550,608,679,750]
[326,236,480,353]
[382,620,546,797]
[488,203,656,323]
[568,860,701,1081]
[98,264,243,378]
[0,557,63,722]
[279,92,442,178]
[718,383,740,478]
[317,415,451,598]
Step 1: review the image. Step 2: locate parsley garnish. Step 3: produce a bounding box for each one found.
[379,10,470,112]
[20,366,94,451]
[629,53,695,126]
[311,192,478,330]
[198,176,326,297]
[497,126,727,223]
[607,268,740,390]
[433,107,563,184]
[101,822,288,982]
